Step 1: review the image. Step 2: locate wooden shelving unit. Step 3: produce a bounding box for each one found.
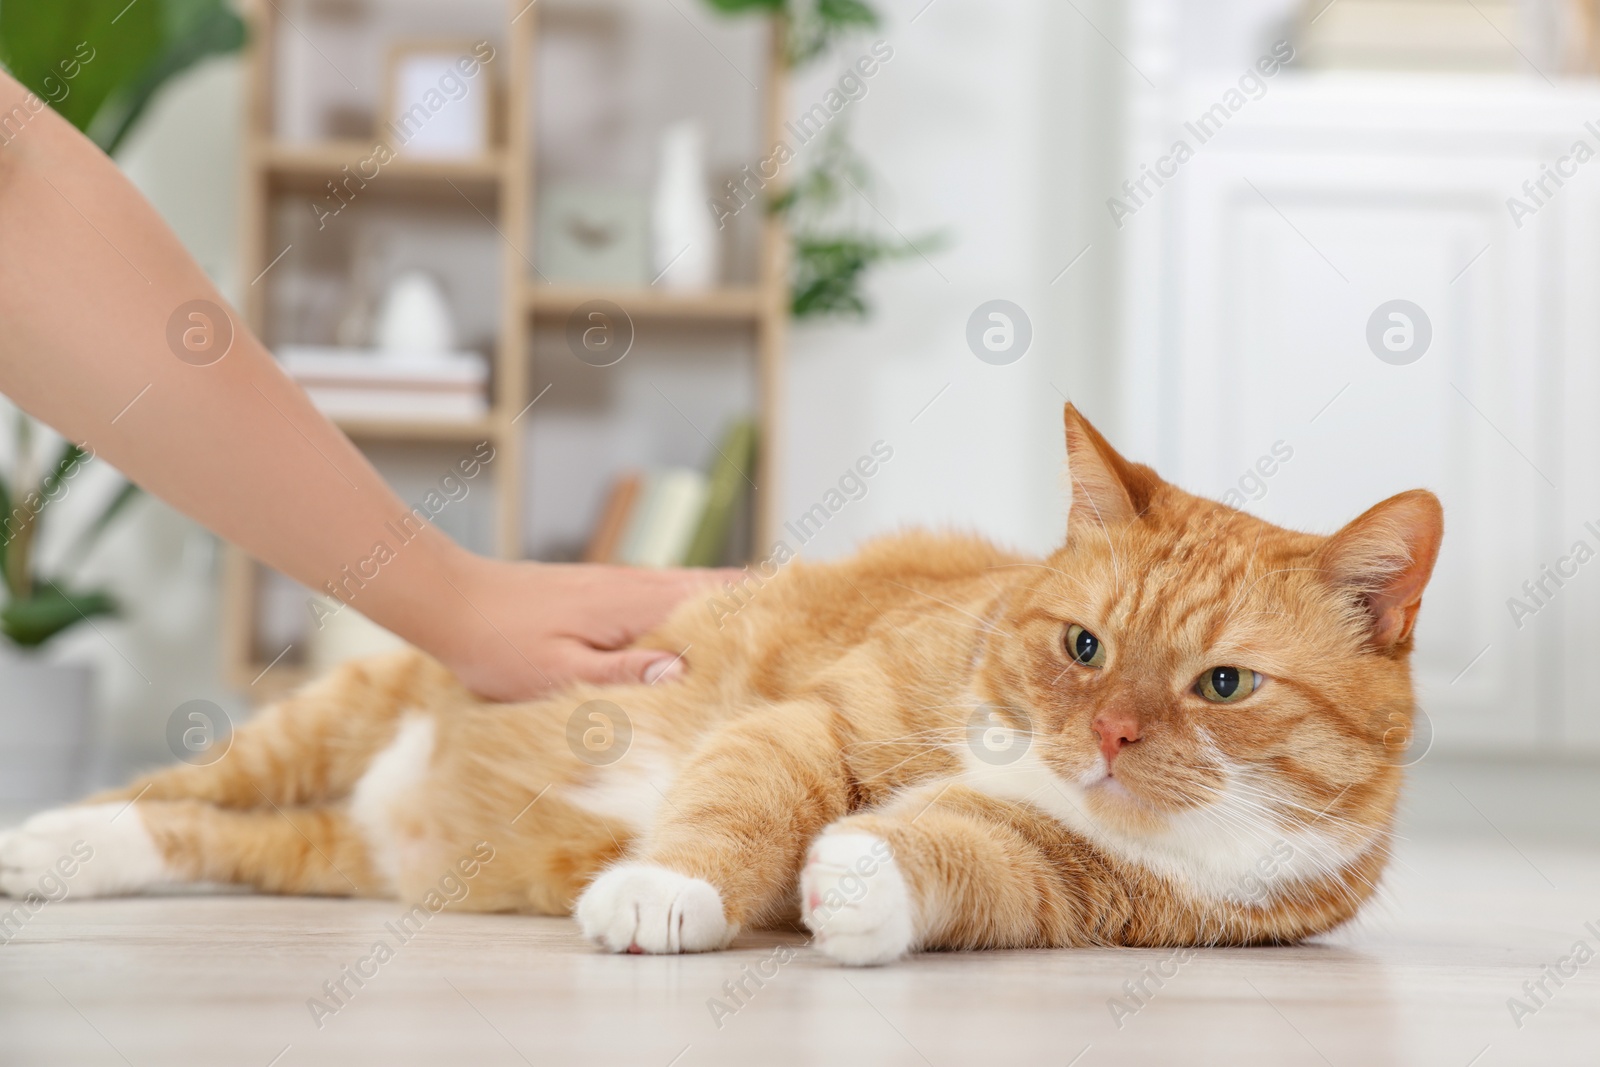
[525,284,765,321]
[258,140,510,187]
[224,0,788,697]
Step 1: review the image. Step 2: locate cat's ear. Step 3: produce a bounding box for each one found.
[1319,489,1444,652]
[1063,404,1161,533]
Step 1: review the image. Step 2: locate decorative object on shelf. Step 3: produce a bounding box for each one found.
[374,269,456,356]
[700,0,943,319]
[278,346,490,422]
[538,183,650,286]
[382,39,495,159]
[652,120,720,290]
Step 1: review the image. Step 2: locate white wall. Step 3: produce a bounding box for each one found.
[775,0,1120,561]
[63,0,1120,776]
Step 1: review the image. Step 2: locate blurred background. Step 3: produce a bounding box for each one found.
[2,0,1597,842]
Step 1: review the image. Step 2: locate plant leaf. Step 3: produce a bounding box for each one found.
[0,467,11,583]
[92,1,248,155]
[0,584,118,648]
[0,0,247,152]
[0,0,165,136]
[57,480,141,580]
[702,0,786,12]
[817,0,878,28]
[38,439,86,503]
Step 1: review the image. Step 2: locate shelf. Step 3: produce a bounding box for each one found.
[526,284,765,322]
[228,0,788,699]
[334,416,501,442]
[257,140,504,195]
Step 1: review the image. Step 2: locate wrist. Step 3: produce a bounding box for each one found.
[424,547,536,677]
[428,543,493,660]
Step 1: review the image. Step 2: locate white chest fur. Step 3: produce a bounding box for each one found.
[957,742,1366,905]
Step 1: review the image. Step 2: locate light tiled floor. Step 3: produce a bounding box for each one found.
[0,835,1594,1066]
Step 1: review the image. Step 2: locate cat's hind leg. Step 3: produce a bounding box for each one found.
[90,651,466,811]
[0,799,382,899]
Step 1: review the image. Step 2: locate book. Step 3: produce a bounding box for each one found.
[296,388,488,422]
[615,472,664,565]
[683,419,758,567]
[584,472,643,563]
[630,469,710,568]
[277,345,489,422]
[582,416,758,569]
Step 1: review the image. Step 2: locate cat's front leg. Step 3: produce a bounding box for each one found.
[798,830,917,965]
[575,699,852,955]
[801,783,1118,965]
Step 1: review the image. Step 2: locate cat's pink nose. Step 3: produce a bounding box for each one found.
[1091,711,1141,766]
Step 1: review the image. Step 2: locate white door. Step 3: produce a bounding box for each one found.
[1119,77,1600,753]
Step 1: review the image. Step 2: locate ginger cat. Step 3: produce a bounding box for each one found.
[0,406,1443,965]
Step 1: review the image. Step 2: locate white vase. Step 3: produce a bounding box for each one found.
[0,651,93,803]
[374,270,456,356]
[651,121,719,290]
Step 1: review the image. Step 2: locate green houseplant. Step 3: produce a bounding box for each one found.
[702,0,943,319]
[0,427,140,649]
[0,0,245,799]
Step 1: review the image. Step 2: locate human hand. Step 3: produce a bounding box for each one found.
[437,556,731,702]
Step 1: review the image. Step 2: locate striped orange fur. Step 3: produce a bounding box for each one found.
[1,405,1443,965]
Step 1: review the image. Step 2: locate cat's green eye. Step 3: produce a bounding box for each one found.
[1196,666,1263,704]
[1065,624,1107,668]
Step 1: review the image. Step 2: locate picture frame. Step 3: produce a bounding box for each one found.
[380,38,496,159]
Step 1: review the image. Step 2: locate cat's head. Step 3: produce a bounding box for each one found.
[976,405,1442,898]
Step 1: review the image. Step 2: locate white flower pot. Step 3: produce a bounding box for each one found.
[0,652,93,802]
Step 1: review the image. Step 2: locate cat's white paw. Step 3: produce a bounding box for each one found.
[0,803,172,900]
[575,862,734,954]
[801,832,916,966]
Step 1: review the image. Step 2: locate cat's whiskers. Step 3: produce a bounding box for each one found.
[1219,778,1378,842]
[1203,780,1363,857]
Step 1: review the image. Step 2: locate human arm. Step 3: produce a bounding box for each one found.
[0,68,709,700]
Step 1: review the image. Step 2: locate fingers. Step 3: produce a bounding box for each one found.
[572,565,729,645]
[562,646,686,688]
